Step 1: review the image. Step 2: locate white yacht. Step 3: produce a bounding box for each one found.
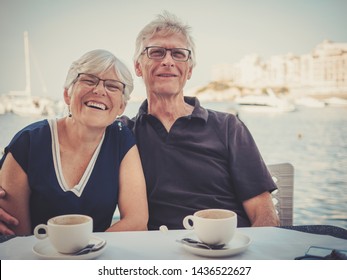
[234,89,296,113]
[324,97,347,107]
[6,32,55,117]
[0,103,5,115]
[294,97,326,108]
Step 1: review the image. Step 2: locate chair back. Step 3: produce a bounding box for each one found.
[267,163,294,226]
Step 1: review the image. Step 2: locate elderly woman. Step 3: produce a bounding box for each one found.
[0,49,148,235]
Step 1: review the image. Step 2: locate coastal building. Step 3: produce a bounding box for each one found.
[309,40,347,91]
[211,40,347,96]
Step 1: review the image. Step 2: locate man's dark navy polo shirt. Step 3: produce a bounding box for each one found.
[122,97,277,230]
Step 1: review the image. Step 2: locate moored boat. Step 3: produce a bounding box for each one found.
[324,97,347,107]
[294,97,326,108]
[234,89,296,113]
[3,31,56,117]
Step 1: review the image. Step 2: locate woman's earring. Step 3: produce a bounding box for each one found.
[68,107,72,117]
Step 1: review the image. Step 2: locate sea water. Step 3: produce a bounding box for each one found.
[1,101,346,228]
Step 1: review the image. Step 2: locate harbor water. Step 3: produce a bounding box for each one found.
[0,101,346,228]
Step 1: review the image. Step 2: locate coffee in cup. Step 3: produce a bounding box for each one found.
[34,214,93,254]
[183,209,237,245]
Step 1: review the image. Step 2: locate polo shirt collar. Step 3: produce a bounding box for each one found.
[137,96,208,123]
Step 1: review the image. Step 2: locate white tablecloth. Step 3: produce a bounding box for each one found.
[1,227,346,260]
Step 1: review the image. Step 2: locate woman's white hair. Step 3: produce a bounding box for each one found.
[133,11,196,67]
[64,49,133,103]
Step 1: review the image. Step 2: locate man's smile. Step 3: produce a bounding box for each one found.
[156,72,178,78]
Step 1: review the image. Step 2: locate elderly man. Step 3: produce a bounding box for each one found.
[123,11,279,230]
[0,11,279,234]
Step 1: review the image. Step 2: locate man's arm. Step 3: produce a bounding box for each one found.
[243,191,280,227]
[0,187,19,235]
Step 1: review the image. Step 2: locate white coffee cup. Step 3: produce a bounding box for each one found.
[183,209,237,245]
[34,214,93,254]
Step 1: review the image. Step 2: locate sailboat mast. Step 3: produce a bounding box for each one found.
[24,31,31,96]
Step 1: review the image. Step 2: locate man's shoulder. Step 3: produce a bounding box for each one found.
[206,107,239,124]
[117,115,136,130]
[189,96,239,124]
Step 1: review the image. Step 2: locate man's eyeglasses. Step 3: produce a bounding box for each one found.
[142,46,191,62]
[75,73,125,94]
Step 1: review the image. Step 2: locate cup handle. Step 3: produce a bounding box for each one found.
[33,224,48,240]
[183,215,195,230]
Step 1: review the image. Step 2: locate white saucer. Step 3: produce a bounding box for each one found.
[181,232,251,258]
[32,236,106,260]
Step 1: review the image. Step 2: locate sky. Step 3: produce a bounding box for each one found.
[1,0,347,101]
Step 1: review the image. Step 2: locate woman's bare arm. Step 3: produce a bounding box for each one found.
[106,146,148,232]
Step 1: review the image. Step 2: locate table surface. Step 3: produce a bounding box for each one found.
[1,226,347,260]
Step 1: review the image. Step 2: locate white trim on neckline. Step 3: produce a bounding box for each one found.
[48,119,105,197]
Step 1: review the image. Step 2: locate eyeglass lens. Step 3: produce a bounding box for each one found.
[78,73,124,93]
[146,47,190,61]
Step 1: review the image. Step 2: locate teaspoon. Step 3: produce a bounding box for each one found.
[73,239,106,255]
[178,238,226,250]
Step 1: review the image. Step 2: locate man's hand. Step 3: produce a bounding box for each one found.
[0,186,19,235]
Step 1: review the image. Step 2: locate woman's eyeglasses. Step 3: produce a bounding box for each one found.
[75,73,125,94]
